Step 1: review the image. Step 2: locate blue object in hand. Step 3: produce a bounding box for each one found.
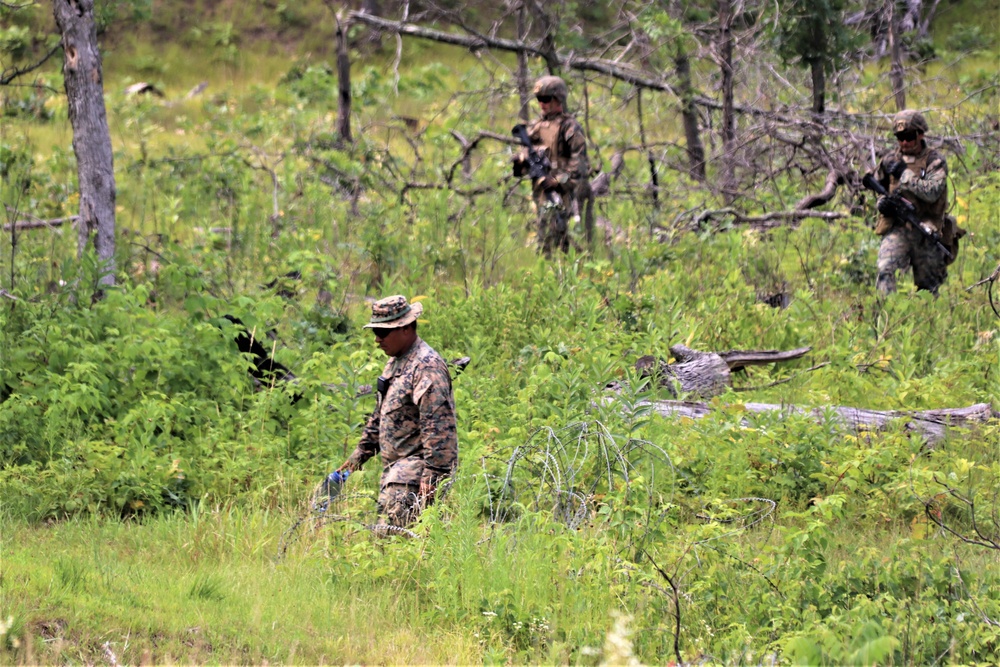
[322,470,350,498]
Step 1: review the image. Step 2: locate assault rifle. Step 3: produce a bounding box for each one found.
[861,173,951,260]
[512,124,562,208]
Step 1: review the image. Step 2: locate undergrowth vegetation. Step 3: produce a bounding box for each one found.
[1,0,999,664]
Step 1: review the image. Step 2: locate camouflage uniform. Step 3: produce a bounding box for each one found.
[514,76,589,257]
[873,109,952,295]
[346,336,458,528]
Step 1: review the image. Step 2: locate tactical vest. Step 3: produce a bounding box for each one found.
[527,113,580,194]
[887,148,948,224]
[877,146,951,245]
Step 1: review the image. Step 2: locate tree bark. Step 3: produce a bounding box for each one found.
[717,0,736,202]
[336,17,353,144]
[53,0,116,287]
[675,47,706,181]
[810,59,825,116]
[515,0,530,122]
[359,0,382,47]
[634,344,814,398]
[526,0,560,74]
[636,89,659,210]
[888,0,907,110]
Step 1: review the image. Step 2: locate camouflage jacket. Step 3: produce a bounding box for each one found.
[515,110,589,206]
[347,338,458,487]
[876,143,948,231]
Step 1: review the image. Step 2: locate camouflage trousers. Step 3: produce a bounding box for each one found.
[876,225,948,295]
[377,482,423,529]
[536,203,570,258]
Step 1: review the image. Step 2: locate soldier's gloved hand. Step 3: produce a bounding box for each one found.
[512,155,526,178]
[322,470,350,498]
[876,195,894,217]
[884,159,907,180]
[538,175,560,191]
[919,221,941,242]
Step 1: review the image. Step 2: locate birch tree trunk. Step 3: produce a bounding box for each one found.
[53,0,116,287]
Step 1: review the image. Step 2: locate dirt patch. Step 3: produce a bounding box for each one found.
[35,618,68,641]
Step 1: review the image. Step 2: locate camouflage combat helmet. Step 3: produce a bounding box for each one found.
[892,109,928,134]
[533,75,568,104]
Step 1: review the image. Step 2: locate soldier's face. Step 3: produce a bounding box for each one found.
[896,130,922,155]
[373,325,416,357]
[536,96,563,114]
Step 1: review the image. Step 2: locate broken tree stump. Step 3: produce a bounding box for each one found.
[635,344,812,398]
[638,400,998,447]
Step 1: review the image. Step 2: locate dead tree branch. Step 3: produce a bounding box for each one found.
[694,208,849,230]
[795,169,849,210]
[0,41,62,86]
[925,475,1000,551]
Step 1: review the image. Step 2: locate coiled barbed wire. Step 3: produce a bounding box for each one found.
[278,423,776,560]
[481,421,680,534]
[275,482,381,561]
[693,497,778,544]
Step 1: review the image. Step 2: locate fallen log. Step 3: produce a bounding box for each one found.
[3,215,78,231]
[638,400,998,447]
[634,344,814,398]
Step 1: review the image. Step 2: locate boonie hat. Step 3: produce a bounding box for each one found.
[363,295,423,329]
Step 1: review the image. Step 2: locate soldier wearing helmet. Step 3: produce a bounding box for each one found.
[513,75,590,257]
[870,109,959,295]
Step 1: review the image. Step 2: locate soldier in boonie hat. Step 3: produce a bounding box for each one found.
[363,294,423,329]
[336,293,458,533]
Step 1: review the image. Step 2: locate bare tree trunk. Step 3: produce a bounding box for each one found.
[515,1,530,121]
[53,0,115,287]
[810,60,825,116]
[336,17,353,144]
[675,47,706,181]
[917,0,943,39]
[718,0,736,202]
[636,89,659,210]
[526,0,560,74]
[888,0,906,110]
[360,0,382,47]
